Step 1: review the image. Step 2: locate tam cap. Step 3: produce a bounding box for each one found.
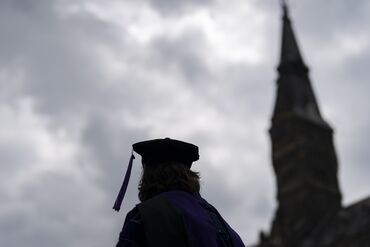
[113,138,199,211]
[133,138,199,164]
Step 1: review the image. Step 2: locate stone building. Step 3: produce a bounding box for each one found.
[255,3,370,247]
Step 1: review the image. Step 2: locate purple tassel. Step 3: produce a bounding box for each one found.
[113,153,135,211]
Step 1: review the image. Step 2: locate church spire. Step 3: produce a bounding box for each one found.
[272,1,328,126]
[264,2,342,245]
[278,1,308,74]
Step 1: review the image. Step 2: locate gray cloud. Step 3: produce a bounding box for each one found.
[146,0,214,16]
[1,0,370,246]
[147,29,210,83]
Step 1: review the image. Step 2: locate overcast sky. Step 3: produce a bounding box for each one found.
[1,0,370,246]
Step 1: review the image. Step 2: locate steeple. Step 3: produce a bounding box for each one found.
[262,2,342,246]
[272,2,328,127]
[278,2,306,73]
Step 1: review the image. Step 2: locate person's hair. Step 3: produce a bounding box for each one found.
[138,160,200,202]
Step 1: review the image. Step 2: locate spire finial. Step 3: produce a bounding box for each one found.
[280,0,287,8]
[280,0,289,18]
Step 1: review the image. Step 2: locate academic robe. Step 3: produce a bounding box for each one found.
[116,190,245,247]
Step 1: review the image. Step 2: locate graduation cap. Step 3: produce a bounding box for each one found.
[113,138,199,211]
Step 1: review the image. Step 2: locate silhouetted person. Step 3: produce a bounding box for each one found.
[113,138,245,247]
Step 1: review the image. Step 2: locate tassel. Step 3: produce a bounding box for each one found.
[113,153,135,211]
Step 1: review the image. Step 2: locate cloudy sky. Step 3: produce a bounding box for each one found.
[1,0,370,246]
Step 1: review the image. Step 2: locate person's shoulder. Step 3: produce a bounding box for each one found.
[137,190,181,204]
[122,206,140,226]
[126,205,139,215]
[161,190,198,200]
[137,190,198,213]
[136,193,161,206]
[137,191,185,215]
[118,206,148,247]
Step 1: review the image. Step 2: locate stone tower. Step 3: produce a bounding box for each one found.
[264,3,342,246]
